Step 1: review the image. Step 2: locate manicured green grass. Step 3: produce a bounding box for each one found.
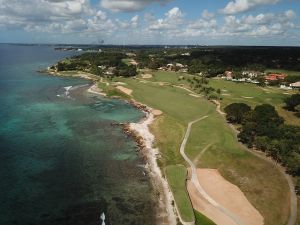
[97,82,131,99]
[194,210,216,225]
[113,75,291,225]
[148,71,190,85]
[165,165,195,223]
[208,78,300,126]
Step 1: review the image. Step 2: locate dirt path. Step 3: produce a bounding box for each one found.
[180,116,244,225]
[213,100,297,225]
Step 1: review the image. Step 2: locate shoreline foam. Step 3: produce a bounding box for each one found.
[125,102,177,225]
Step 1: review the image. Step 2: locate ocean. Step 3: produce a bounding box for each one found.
[0,44,155,225]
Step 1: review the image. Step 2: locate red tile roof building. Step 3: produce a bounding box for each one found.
[265,73,287,81]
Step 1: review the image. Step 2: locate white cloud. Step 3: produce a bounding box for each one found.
[148,7,183,30]
[100,0,172,12]
[222,0,280,14]
[220,10,297,36]
[202,10,215,20]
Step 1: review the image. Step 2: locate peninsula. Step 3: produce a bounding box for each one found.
[48,46,300,225]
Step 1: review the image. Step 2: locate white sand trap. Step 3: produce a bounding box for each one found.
[151,109,163,116]
[114,82,127,86]
[129,60,138,65]
[241,96,254,99]
[187,169,264,225]
[142,74,153,79]
[116,86,133,95]
[189,93,200,98]
[87,84,106,96]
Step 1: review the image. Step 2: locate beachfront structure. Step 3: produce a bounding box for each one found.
[242,71,264,78]
[290,81,300,89]
[265,73,287,81]
[224,71,233,80]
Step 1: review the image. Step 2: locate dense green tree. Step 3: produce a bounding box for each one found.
[224,103,251,124]
[284,94,300,111]
[251,104,284,138]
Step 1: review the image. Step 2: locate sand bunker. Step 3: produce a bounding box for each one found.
[87,84,106,96]
[116,86,133,95]
[189,94,200,98]
[151,109,163,116]
[142,74,153,79]
[187,169,263,225]
[113,82,127,86]
[242,96,254,99]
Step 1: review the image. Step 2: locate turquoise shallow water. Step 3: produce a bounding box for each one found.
[0,44,155,225]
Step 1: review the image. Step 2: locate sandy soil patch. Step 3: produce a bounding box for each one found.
[159,82,165,86]
[222,93,231,96]
[189,93,200,98]
[241,96,254,99]
[113,82,127,86]
[129,59,138,65]
[116,86,133,95]
[151,109,163,116]
[187,181,235,225]
[87,84,106,96]
[142,73,153,79]
[187,169,264,225]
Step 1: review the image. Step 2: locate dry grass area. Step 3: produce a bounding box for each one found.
[188,168,264,225]
[115,86,133,95]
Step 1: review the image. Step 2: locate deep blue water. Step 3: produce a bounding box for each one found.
[0,44,155,225]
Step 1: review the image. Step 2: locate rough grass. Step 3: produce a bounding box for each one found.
[185,114,290,225]
[165,165,195,223]
[194,210,216,225]
[113,75,292,225]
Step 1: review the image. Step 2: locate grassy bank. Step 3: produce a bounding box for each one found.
[51,70,294,225]
[114,74,291,225]
[165,165,195,223]
[194,210,216,225]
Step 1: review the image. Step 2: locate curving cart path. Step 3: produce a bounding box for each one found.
[179,116,245,225]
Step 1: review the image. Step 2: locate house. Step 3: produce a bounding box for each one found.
[280,84,292,90]
[242,71,263,78]
[181,52,191,56]
[126,52,136,57]
[224,71,233,80]
[175,63,185,68]
[166,63,174,70]
[98,65,106,70]
[265,73,287,81]
[290,81,300,89]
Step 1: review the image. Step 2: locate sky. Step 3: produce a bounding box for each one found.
[0,0,299,45]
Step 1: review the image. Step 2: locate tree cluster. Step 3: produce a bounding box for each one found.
[56,52,137,77]
[225,103,300,176]
[284,94,300,111]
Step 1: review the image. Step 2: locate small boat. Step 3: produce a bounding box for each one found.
[100,212,105,220]
[100,212,105,225]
